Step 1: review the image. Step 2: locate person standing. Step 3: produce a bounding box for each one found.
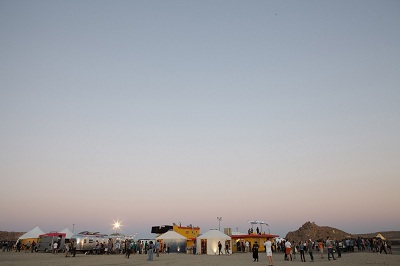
[290,241,296,260]
[16,240,21,252]
[285,240,292,261]
[335,239,342,258]
[31,241,36,253]
[252,241,259,262]
[326,237,336,260]
[318,239,324,259]
[125,240,131,258]
[147,241,154,261]
[65,241,70,257]
[156,240,160,257]
[115,241,120,254]
[107,238,113,255]
[299,241,306,262]
[265,238,274,266]
[25,241,31,253]
[218,241,223,255]
[71,240,76,257]
[307,239,314,262]
[52,241,58,254]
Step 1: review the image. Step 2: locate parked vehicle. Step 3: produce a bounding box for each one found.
[36,232,66,252]
[71,231,128,254]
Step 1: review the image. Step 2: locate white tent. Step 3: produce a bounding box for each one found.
[59,228,74,239]
[17,226,45,245]
[156,230,187,240]
[18,226,45,240]
[196,229,231,255]
[156,230,187,253]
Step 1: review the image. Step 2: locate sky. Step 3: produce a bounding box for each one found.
[1,0,399,239]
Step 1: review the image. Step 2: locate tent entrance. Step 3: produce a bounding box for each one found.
[201,239,207,254]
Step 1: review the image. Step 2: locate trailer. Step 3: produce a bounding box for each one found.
[71,231,130,254]
[36,232,66,252]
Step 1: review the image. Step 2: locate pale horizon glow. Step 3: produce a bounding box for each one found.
[0,0,399,239]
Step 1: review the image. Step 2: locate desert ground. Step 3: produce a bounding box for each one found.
[0,249,399,266]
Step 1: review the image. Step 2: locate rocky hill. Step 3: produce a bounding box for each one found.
[285,221,352,242]
[0,231,25,241]
[285,222,400,243]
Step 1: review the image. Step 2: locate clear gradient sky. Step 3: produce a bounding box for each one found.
[1,0,399,239]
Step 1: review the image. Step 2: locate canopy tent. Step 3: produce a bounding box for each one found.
[376,233,386,240]
[156,230,187,240]
[196,229,231,255]
[156,230,187,253]
[17,226,45,246]
[59,228,74,239]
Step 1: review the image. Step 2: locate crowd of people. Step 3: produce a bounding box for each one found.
[2,234,394,265]
[2,239,37,253]
[274,236,393,263]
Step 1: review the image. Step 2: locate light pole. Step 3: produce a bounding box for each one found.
[113,221,121,234]
[217,217,222,231]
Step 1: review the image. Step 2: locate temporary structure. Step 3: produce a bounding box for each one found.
[196,229,231,255]
[376,233,386,240]
[17,226,45,246]
[59,228,74,239]
[156,230,187,253]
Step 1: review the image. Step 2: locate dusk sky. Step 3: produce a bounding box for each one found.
[1,0,399,239]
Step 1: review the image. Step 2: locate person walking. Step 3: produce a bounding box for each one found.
[379,241,388,254]
[387,240,392,254]
[225,241,230,255]
[265,238,274,266]
[218,241,223,255]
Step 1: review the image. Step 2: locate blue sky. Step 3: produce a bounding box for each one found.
[1,0,399,238]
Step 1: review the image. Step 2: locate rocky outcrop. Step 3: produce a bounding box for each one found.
[285,221,352,242]
[0,231,25,241]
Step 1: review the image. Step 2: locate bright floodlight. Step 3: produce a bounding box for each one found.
[113,220,122,233]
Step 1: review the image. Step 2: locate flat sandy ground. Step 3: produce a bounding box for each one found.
[0,249,399,266]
